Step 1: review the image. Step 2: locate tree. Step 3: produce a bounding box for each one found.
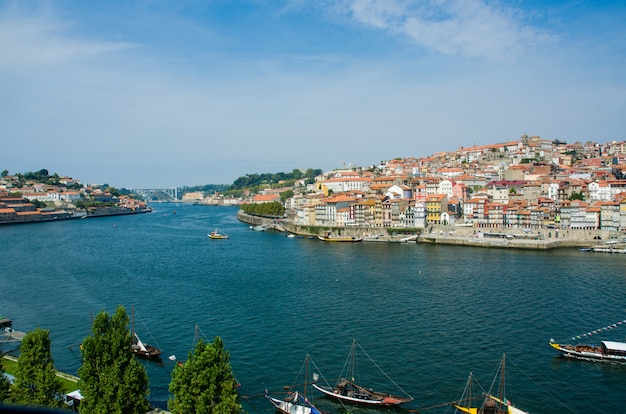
[0,354,10,402]
[168,336,241,414]
[78,305,149,414]
[280,189,294,203]
[10,328,63,408]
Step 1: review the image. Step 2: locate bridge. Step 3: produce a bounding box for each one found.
[133,188,179,201]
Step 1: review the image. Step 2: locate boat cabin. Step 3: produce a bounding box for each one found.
[601,341,626,357]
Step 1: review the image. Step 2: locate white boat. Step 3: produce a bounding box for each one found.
[549,319,626,363]
[550,340,626,363]
[265,354,323,414]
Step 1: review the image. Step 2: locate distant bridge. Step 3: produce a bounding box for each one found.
[133,188,179,201]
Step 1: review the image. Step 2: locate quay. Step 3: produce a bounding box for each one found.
[237,210,613,250]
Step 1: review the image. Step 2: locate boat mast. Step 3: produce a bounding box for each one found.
[499,354,506,413]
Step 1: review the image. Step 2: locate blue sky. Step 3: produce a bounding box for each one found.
[1,0,625,188]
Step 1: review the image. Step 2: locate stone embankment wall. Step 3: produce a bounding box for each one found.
[237,210,615,250]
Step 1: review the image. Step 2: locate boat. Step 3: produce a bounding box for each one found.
[453,354,529,414]
[265,354,324,414]
[208,228,229,239]
[317,232,363,242]
[311,339,413,407]
[549,319,626,363]
[130,306,163,360]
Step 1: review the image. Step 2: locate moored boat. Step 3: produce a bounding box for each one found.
[265,354,323,414]
[453,354,529,414]
[131,306,163,360]
[317,232,363,242]
[311,339,412,407]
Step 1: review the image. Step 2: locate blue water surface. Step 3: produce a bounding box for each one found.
[1,203,625,413]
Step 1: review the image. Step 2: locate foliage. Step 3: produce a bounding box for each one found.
[569,191,585,201]
[78,305,149,414]
[168,336,241,414]
[29,199,47,209]
[10,328,63,408]
[280,189,294,203]
[240,202,285,217]
[230,169,322,190]
[75,200,117,209]
[0,355,10,402]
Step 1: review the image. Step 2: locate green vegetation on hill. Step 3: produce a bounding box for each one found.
[240,201,285,218]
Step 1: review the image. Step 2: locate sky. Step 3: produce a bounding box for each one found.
[1,0,625,188]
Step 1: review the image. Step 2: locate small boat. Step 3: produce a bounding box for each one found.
[130,306,163,360]
[265,354,323,414]
[317,232,363,242]
[453,354,529,414]
[549,319,626,362]
[208,228,229,239]
[311,339,412,407]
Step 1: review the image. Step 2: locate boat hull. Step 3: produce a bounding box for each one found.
[265,392,321,414]
[550,341,626,363]
[311,383,411,406]
[317,236,363,242]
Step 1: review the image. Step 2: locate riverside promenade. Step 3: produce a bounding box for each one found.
[237,211,617,250]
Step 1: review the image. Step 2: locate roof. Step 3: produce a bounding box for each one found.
[602,341,626,352]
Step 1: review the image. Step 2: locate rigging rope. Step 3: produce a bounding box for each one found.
[354,339,414,399]
[555,318,626,343]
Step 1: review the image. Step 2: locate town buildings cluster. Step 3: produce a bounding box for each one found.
[237,135,626,234]
[5,135,626,233]
[0,176,149,223]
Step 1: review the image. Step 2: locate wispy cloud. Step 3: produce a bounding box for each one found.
[320,0,553,60]
[0,11,135,70]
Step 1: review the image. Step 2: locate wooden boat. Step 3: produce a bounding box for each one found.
[453,354,528,414]
[549,341,626,362]
[549,319,626,363]
[317,232,363,242]
[208,228,229,239]
[130,306,163,360]
[265,354,323,414]
[311,339,413,407]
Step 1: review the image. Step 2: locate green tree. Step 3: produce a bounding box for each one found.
[78,305,149,414]
[0,354,11,402]
[280,189,294,203]
[168,336,241,414]
[10,328,63,408]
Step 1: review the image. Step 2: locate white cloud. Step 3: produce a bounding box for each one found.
[325,0,553,60]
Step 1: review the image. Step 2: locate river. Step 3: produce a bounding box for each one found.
[1,203,625,413]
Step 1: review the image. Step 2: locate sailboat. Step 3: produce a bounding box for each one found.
[265,354,323,414]
[311,339,413,407]
[453,354,529,414]
[130,306,163,360]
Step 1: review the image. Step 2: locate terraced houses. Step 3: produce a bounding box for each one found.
[289,136,626,234]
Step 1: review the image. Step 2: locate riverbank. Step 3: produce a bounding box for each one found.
[236,210,617,250]
[0,206,152,225]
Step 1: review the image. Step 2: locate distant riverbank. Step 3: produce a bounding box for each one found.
[236,210,619,251]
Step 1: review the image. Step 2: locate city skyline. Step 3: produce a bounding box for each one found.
[1,0,625,188]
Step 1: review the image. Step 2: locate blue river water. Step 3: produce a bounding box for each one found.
[1,203,626,413]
